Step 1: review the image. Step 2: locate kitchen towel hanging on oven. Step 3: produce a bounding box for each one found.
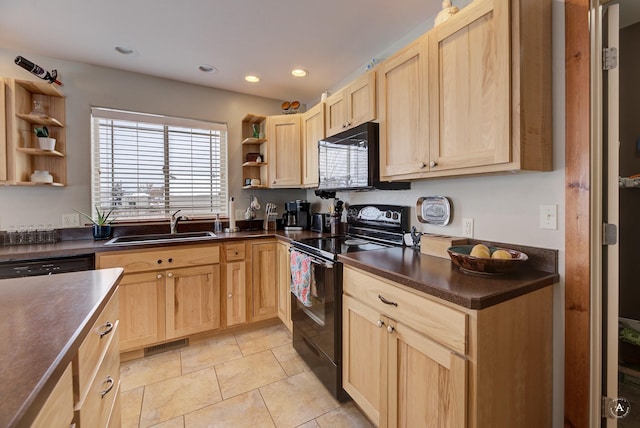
[290,250,318,307]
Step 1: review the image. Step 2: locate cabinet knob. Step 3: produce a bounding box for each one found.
[387,325,395,334]
[342,124,347,128]
[429,160,437,168]
[167,272,174,278]
[228,293,233,299]
[418,162,426,169]
[272,180,277,184]
[156,274,163,279]
[376,320,384,328]
[168,258,173,263]
[157,259,162,264]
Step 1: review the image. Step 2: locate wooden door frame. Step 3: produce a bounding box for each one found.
[565,0,594,427]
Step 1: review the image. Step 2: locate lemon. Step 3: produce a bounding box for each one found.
[470,244,491,258]
[491,249,512,259]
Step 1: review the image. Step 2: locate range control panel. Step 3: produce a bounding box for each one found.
[346,204,409,231]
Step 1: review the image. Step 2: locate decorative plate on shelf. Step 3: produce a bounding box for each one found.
[447,245,528,275]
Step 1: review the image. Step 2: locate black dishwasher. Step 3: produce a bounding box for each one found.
[0,254,95,279]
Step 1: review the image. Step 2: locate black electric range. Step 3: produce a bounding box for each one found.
[289,204,409,402]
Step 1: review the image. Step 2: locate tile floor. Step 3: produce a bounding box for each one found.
[119,323,374,428]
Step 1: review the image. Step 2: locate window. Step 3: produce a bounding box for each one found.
[90,107,228,221]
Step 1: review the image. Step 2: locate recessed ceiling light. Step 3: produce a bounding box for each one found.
[198,64,217,73]
[291,68,308,77]
[245,75,260,83]
[114,46,135,55]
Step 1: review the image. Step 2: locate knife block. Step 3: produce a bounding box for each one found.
[420,234,468,259]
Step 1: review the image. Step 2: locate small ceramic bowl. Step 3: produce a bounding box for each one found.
[447,245,528,275]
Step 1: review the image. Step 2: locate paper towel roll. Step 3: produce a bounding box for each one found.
[225,197,239,232]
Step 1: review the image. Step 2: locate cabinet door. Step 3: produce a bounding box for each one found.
[347,71,376,129]
[325,90,346,137]
[267,114,301,187]
[251,241,278,321]
[430,0,510,172]
[386,317,467,428]
[276,241,292,331]
[165,264,221,339]
[301,102,324,188]
[378,34,432,180]
[225,261,247,327]
[342,295,385,426]
[118,271,165,352]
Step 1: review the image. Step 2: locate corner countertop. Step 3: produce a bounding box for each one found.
[339,246,559,310]
[0,268,124,428]
[0,230,323,262]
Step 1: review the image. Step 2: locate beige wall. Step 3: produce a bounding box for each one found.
[0,48,306,228]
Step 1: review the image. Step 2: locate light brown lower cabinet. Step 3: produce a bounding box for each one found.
[250,240,278,321]
[31,363,74,428]
[73,288,121,427]
[223,242,247,327]
[342,265,552,428]
[96,244,220,352]
[276,241,292,332]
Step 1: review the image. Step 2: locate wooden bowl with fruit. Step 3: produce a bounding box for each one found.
[446,244,528,275]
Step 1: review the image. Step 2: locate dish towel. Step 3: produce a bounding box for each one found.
[290,250,313,307]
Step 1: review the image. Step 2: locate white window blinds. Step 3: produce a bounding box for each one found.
[90,107,228,220]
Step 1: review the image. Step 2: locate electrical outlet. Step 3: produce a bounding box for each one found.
[62,213,80,228]
[540,204,558,230]
[462,218,474,238]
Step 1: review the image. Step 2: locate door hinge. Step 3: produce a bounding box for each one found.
[603,47,618,70]
[603,223,617,246]
[602,396,631,419]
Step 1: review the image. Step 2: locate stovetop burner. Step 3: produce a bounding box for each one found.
[344,238,368,246]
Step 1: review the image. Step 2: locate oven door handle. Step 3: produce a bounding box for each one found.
[289,248,334,269]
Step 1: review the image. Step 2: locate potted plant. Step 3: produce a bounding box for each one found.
[74,205,115,240]
[34,126,56,151]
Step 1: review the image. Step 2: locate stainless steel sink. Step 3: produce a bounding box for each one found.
[104,231,217,246]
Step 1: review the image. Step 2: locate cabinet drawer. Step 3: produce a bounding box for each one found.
[97,244,220,272]
[224,243,245,261]
[74,327,120,428]
[343,266,467,354]
[74,289,119,404]
[31,363,74,428]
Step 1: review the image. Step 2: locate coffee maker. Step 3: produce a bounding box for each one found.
[282,200,311,230]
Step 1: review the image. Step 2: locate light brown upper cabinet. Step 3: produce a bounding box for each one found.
[379,0,552,180]
[301,102,325,188]
[325,72,376,137]
[2,78,67,186]
[267,114,301,188]
[378,34,432,180]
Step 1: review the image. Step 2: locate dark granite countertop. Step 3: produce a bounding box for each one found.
[0,230,323,262]
[339,246,559,310]
[0,268,123,428]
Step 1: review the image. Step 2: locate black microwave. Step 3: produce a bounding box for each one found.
[317,122,410,191]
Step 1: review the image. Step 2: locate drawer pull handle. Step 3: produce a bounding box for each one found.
[387,325,395,334]
[101,376,115,398]
[376,320,384,328]
[378,294,398,307]
[99,321,114,338]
